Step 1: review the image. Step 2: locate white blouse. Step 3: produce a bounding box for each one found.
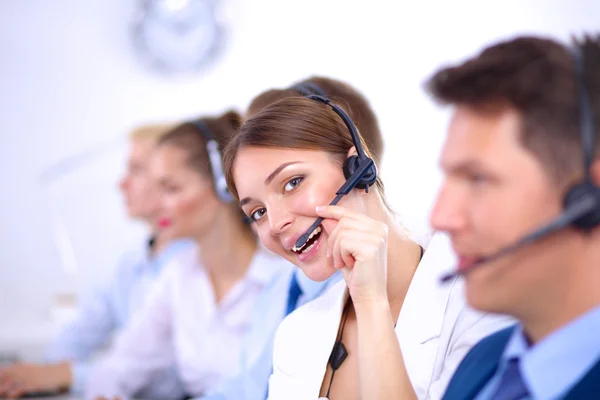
[85,245,289,399]
[267,232,515,399]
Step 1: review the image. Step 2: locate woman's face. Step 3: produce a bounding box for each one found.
[150,144,220,240]
[233,146,364,281]
[119,137,161,221]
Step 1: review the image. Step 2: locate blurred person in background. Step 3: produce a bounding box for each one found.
[0,123,193,398]
[86,110,291,400]
[202,76,386,400]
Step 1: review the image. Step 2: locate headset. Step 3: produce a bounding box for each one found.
[440,39,600,282]
[189,119,233,203]
[290,82,378,248]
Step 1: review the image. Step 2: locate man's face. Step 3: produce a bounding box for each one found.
[430,105,572,316]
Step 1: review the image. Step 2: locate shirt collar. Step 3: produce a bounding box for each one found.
[295,269,342,302]
[502,325,528,360]
[141,238,195,274]
[502,304,600,399]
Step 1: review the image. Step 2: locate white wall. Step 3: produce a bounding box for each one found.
[0,0,597,352]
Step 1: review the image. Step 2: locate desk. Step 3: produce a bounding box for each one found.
[0,397,78,400]
[27,397,77,400]
[0,396,146,400]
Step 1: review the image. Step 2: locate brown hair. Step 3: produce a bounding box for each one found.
[223,96,384,202]
[425,35,600,186]
[246,76,384,166]
[158,110,242,180]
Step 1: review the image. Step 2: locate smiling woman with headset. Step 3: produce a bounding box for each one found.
[85,111,292,399]
[222,86,513,399]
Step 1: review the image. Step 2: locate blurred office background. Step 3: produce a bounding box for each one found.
[0,0,597,358]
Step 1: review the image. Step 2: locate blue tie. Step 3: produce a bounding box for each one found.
[285,273,303,316]
[490,358,530,400]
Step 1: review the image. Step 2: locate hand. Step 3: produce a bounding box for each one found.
[0,362,71,398]
[316,205,388,305]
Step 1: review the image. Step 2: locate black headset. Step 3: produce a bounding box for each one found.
[563,42,600,230]
[290,82,378,248]
[189,119,233,203]
[441,39,600,282]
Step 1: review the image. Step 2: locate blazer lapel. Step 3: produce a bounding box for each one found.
[302,280,348,398]
[442,327,514,400]
[444,350,499,400]
[564,357,600,399]
[396,233,455,389]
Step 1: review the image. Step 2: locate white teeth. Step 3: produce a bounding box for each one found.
[309,226,322,239]
[302,243,315,254]
[291,226,322,252]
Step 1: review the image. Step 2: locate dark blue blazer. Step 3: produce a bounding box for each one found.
[442,325,600,400]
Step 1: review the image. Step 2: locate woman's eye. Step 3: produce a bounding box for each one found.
[163,185,179,194]
[250,208,266,222]
[284,177,304,192]
[469,174,488,186]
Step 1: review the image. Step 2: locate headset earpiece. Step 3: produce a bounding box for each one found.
[561,41,600,232]
[563,182,600,230]
[343,154,377,190]
[190,119,233,204]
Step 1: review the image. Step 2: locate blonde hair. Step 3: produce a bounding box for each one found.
[129,122,178,141]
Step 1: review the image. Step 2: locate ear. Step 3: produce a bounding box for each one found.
[346,146,358,158]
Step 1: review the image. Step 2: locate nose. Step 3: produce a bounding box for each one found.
[430,180,467,235]
[267,204,294,236]
[119,176,129,193]
[158,196,171,216]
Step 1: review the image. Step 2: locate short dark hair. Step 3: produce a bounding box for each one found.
[425,34,600,186]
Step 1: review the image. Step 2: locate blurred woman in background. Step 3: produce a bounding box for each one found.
[86,110,291,399]
[0,123,191,398]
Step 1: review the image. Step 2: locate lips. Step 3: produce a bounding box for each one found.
[282,224,325,263]
[158,218,171,228]
[457,255,482,271]
[292,226,322,253]
[295,226,324,262]
[283,226,314,252]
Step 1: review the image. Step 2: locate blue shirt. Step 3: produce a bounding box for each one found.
[201,266,342,400]
[476,304,600,399]
[45,237,192,393]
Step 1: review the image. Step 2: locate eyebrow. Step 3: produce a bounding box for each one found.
[442,159,487,175]
[265,161,301,185]
[239,161,302,207]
